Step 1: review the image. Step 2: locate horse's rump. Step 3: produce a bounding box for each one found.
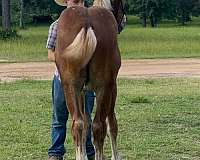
[56,6,120,83]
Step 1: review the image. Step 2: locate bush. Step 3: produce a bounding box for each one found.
[0,29,20,40]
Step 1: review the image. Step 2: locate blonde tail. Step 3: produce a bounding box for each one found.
[64,27,97,68]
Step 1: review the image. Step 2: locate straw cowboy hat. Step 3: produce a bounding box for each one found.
[54,0,67,6]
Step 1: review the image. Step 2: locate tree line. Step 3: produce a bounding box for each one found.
[125,0,200,27]
[1,0,200,32]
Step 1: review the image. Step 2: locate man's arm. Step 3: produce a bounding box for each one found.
[48,49,55,62]
[46,20,58,62]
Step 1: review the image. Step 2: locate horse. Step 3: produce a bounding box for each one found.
[55,0,124,159]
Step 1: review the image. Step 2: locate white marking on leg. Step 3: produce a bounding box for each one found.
[76,146,88,160]
[107,122,121,160]
[83,142,88,160]
[76,146,81,160]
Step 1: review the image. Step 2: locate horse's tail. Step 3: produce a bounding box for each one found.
[64,27,97,68]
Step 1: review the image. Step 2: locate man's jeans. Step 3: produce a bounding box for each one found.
[48,75,95,157]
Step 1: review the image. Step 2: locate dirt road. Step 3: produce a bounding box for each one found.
[1,58,200,82]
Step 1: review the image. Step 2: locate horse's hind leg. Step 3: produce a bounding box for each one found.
[106,83,121,160]
[62,82,88,160]
[92,85,113,160]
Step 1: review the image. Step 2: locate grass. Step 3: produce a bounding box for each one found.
[0,26,48,62]
[119,16,200,59]
[0,16,200,62]
[1,78,200,159]
[119,26,200,59]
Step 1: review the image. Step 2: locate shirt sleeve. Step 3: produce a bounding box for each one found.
[46,21,58,49]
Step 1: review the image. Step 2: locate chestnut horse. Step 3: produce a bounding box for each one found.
[55,0,124,159]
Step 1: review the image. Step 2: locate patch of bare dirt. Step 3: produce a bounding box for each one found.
[0,58,200,82]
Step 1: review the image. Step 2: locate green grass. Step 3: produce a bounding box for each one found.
[0,26,48,62]
[1,78,200,159]
[119,26,200,59]
[0,16,200,62]
[119,16,200,59]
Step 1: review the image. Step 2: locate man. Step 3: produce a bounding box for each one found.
[46,0,95,160]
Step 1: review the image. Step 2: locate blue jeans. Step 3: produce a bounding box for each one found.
[48,75,95,157]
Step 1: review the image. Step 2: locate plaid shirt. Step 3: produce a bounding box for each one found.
[46,20,60,78]
[46,20,58,49]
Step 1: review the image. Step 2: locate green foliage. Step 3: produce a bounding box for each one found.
[10,0,20,25]
[0,0,64,26]
[193,0,200,16]
[0,29,20,40]
[0,1,1,16]
[159,0,176,19]
[1,0,200,27]
[176,0,196,25]
[23,0,64,20]
[124,0,135,14]
[126,0,200,26]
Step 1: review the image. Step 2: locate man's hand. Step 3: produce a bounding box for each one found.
[48,49,55,62]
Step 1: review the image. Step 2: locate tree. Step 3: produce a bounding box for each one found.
[2,0,11,31]
[176,0,195,25]
[135,0,161,27]
[147,0,159,27]
[135,0,148,27]
[159,0,177,20]
[20,0,25,28]
[124,0,134,14]
[192,0,200,16]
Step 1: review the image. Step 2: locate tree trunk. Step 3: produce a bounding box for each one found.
[141,13,147,27]
[150,14,158,27]
[142,0,147,27]
[150,16,154,27]
[181,10,185,25]
[20,0,25,29]
[2,0,11,31]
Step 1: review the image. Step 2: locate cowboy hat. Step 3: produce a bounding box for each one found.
[54,0,67,6]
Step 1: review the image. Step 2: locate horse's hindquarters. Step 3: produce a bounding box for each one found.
[56,6,121,160]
